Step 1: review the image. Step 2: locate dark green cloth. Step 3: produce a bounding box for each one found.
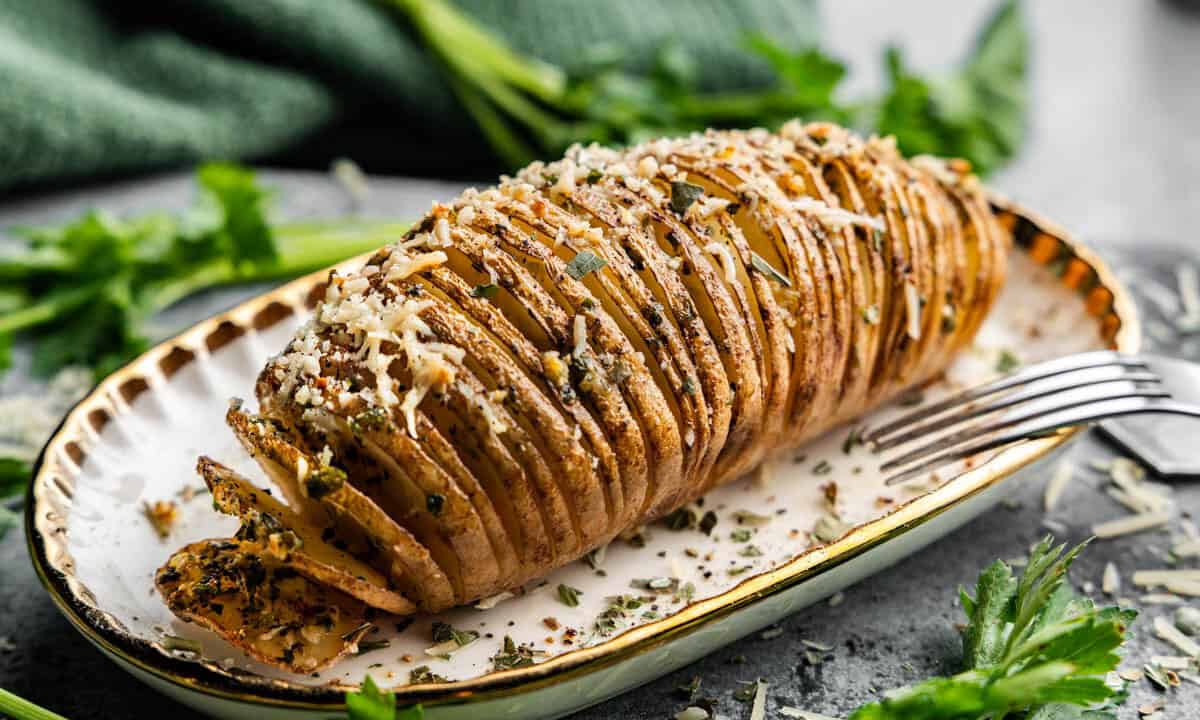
[0,0,817,190]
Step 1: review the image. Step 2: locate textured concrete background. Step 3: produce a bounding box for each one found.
[3,1,1200,717]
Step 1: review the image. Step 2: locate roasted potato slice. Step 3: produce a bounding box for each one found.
[199,456,415,614]
[156,539,375,673]
[228,406,457,611]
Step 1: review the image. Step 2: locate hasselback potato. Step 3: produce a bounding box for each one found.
[157,121,1008,672]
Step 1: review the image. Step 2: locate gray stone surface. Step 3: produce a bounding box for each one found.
[3,1,1200,717]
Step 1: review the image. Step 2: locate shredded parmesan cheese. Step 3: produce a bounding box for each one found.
[1102,562,1121,595]
[1043,460,1074,511]
[385,250,447,282]
[637,155,659,179]
[791,195,885,232]
[904,281,922,341]
[433,217,452,246]
[1165,580,1200,597]
[573,314,587,358]
[704,242,738,284]
[1155,616,1200,657]
[1134,569,1200,587]
[1092,511,1170,538]
[750,679,768,720]
[475,591,517,610]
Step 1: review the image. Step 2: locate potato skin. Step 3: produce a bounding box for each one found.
[160,122,1008,667]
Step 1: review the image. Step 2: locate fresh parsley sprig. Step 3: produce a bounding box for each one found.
[382,0,1027,177]
[850,537,1135,720]
[0,164,407,381]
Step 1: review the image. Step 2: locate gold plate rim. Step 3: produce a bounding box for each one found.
[25,197,1140,710]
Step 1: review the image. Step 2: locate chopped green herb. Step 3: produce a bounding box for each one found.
[431,621,478,648]
[586,169,604,184]
[471,283,499,299]
[350,407,392,434]
[812,459,832,475]
[305,465,346,500]
[681,377,697,395]
[565,250,607,280]
[409,665,448,684]
[355,639,391,656]
[812,513,850,543]
[739,544,764,557]
[862,305,881,325]
[996,349,1020,373]
[698,510,718,536]
[491,635,537,670]
[425,493,445,516]
[670,181,705,215]
[593,595,644,636]
[557,583,582,607]
[664,506,698,530]
[729,528,753,543]
[750,251,792,287]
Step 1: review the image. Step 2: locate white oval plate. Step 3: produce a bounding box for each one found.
[27,201,1138,719]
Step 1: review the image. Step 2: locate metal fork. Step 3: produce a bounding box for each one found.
[865,350,1200,486]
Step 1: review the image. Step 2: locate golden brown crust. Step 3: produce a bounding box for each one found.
[160,122,1009,671]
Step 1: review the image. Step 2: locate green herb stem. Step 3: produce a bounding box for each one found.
[135,220,407,314]
[449,72,539,168]
[269,220,409,277]
[0,689,70,720]
[387,0,565,104]
[0,284,97,335]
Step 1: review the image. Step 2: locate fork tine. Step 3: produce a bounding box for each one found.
[863,350,1145,445]
[871,370,1162,452]
[883,397,1199,486]
[879,384,1170,472]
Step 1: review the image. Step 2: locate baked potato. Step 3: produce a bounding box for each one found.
[157,121,1008,671]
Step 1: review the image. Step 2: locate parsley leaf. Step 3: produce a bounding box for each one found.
[346,675,423,720]
[565,250,607,280]
[850,537,1134,720]
[345,675,392,720]
[195,163,278,268]
[744,36,848,115]
[874,0,1027,176]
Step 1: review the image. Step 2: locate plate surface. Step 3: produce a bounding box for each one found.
[27,201,1138,719]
